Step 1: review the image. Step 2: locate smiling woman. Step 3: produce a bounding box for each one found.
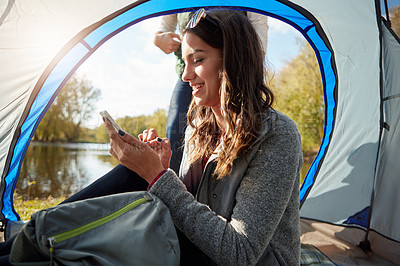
[82,9,302,265]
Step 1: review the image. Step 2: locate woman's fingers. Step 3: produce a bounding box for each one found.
[139,128,158,142]
[104,119,118,137]
[142,137,171,169]
[103,121,165,182]
[150,138,171,169]
[160,138,172,169]
[156,32,181,54]
[147,128,158,140]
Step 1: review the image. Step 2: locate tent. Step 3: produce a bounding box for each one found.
[0,0,399,264]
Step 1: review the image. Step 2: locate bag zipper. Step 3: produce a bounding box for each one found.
[47,195,152,257]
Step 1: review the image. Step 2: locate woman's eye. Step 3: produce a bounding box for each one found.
[193,58,203,64]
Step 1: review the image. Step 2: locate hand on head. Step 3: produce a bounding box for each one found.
[104,120,169,183]
[153,31,181,54]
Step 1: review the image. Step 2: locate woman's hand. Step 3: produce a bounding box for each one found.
[104,120,166,183]
[139,128,172,170]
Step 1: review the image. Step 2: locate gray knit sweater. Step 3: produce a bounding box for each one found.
[150,111,302,266]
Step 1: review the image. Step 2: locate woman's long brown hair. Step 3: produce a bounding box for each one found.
[184,10,274,179]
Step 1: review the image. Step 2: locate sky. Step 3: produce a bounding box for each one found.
[77,16,303,128]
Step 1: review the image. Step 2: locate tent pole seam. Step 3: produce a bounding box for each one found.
[359,0,386,251]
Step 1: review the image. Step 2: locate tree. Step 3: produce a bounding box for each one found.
[391,6,400,36]
[59,76,101,141]
[272,40,324,153]
[147,109,167,137]
[35,74,101,142]
[92,109,168,143]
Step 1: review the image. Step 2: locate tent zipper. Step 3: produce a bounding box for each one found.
[47,195,151,256]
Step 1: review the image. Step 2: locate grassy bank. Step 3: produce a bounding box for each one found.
[13,194,67,221]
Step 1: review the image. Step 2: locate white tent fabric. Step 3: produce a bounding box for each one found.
[373,20,400,242]
[299,1,381,224]
[0,0,399,264]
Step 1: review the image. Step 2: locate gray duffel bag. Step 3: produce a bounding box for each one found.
[10,191,180,265]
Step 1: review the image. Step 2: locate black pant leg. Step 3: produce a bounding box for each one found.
[61,164,148,204]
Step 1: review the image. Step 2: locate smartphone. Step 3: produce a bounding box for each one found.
[100,110,123,132]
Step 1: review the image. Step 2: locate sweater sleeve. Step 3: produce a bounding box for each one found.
[157,14,178,33]
[149,115,302,265]
[248,11,269,52]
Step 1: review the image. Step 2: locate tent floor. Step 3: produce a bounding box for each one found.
[301,218,399,265]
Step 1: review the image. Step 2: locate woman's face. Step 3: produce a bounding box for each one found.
[181,32,223,109]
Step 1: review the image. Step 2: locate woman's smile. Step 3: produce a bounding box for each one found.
[190,83,204,97]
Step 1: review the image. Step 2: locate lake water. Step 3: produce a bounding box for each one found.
[18,142,119,199]
[17,142,312,199]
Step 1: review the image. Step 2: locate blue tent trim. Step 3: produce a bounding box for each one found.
[1,0,337,221]
[343,206,370,228]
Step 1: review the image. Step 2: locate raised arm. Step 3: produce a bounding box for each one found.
[153,14,181,54]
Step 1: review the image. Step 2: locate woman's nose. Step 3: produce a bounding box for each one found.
[182,64,194,82]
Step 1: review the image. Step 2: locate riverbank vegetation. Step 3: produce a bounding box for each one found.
[33,74,168,144]
[13,194,67,221]
[34,75,101,142]
[272,41,323,155]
